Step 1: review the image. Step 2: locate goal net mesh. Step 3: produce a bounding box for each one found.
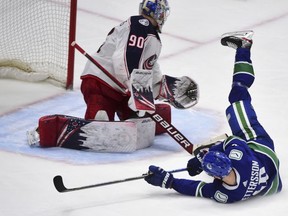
[0,0,76,88]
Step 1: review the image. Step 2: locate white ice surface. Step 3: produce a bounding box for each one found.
[0,0,288,215]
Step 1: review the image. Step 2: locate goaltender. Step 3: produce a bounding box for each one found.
[80,0,198,125]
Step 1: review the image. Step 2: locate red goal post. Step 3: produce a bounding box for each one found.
[0,0,77,89]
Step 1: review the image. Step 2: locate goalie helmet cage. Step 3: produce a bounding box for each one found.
[0,0,77,89]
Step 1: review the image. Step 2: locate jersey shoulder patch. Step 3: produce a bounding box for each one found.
[129,15,158,38]
[139,18,149,27]
[229,149,243,160]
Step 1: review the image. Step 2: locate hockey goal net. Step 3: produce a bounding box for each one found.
[0,0,77,89]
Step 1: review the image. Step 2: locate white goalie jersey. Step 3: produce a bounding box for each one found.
[81,15,163,96]
[81,15,199,109]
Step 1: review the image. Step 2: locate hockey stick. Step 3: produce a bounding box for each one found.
[71,41,128,94]
[53,134,227,193]
[53,167,187,193]
[72,42,194,154]
[193,133,228,156]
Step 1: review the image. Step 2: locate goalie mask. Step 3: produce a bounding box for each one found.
[139,0,170,33]
[201,151,232,178]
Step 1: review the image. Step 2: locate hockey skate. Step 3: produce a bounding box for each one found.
[221,30,254,49]
[94,110,109,121]
[27,127,40,146]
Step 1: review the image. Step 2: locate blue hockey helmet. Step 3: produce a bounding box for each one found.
[201,151,232,178]
[139,0,170,32]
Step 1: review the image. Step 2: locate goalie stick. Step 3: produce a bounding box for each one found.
[53,167,187,193]
[72,42,195,154]
[53,134,228,193]
[71,41,128,94]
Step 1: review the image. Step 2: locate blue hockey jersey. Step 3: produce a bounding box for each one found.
[172,98,282,203]
[170,48,282,203]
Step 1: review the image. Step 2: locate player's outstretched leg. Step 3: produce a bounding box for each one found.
[221,30,254,49]
[221,30,255,103]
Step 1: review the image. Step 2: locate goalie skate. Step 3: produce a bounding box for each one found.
[26,127,40,146]
[221,30,254,49]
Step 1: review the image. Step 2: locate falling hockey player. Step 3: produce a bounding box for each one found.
[26,0,199,153]
[144,30,282,203]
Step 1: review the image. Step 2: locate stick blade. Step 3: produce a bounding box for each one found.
[53,175,67,193]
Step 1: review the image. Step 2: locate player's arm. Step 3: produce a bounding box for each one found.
[144,165,215,199]
[172,178,221,201]
[172,178,208,197]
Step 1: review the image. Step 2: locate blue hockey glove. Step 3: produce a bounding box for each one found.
[144,165,174,189]
[187,157,203,176]
[187,151,206,176]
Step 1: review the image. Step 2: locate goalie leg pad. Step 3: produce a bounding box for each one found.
[38,115,69,147]
[37,114,155,152]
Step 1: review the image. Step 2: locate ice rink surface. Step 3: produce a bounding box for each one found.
[0,0,287,215]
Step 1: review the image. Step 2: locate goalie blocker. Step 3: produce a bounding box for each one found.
[27,103,171,153]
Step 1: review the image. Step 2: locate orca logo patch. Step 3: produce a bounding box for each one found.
[229,149,243,160]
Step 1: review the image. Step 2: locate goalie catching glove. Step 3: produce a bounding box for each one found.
[158,75,199,109]
[127,70,199,116]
